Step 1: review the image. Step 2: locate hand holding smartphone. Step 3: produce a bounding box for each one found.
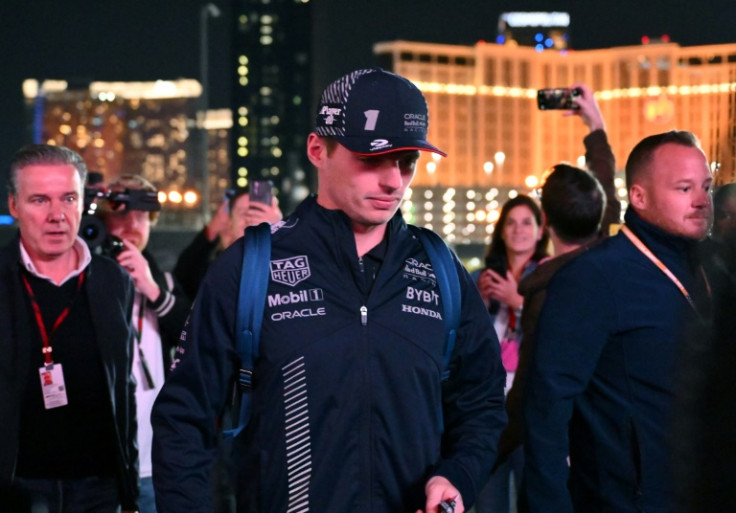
[537,87,582,110]
[249,179,273,206]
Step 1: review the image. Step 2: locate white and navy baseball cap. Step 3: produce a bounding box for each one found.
[314,67,447,157]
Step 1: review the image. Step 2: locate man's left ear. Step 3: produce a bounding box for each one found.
[629,183,647,211]
[306,133,327,168]
[8,194,17,219]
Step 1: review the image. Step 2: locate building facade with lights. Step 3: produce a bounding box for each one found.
[375,40,736,247]
[23,79,232,226]
[230,0,313,213]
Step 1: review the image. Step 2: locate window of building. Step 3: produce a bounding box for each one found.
[618,60,631,88]
[485,58,496,84]
[502,60,512,86]
[556,65,568,86]
[638,58,650,87]
[520,61,530,88]
[573,65,585,84]
[592,64,603,91]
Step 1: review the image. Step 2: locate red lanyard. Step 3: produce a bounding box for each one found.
[507,257,532,331]
[21,271,86,365]
[620,225,708,313]
[508,305,518,331]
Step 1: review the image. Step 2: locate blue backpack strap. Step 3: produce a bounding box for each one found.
[408,225,461,381]
[223,222,271,438]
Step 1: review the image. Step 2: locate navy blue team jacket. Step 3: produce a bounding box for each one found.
[152,196,507,513]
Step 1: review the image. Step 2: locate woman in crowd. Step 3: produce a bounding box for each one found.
[472,194,548,513]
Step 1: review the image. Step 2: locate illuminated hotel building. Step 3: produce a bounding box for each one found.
[374,40,736,246]
[231,0,313,213]
[23,79,232,225]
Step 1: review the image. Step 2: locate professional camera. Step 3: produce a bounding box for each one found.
[79,186,161,257]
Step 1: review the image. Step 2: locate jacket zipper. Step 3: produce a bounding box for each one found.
[358,255,371,509]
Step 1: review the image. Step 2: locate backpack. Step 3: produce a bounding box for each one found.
[223,223,461,438]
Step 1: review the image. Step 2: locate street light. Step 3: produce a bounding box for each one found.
[199,2,221,222]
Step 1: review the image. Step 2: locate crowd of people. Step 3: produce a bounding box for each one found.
[0,65,733,513]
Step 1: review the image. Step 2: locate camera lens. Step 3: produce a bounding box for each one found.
[103,235,125,259]
[82,223,99,240]
[78,215,107,248]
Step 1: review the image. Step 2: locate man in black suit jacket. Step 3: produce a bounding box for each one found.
[0,144,139,512]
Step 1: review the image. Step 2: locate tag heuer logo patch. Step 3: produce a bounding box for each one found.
[270,255,311,287]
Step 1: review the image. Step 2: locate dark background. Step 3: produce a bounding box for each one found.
[1,0,734,210]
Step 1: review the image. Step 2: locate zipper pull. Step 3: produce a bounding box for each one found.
[360,305,367,326]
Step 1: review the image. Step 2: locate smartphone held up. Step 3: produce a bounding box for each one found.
[537,87,582,110]
[249,179,274,206]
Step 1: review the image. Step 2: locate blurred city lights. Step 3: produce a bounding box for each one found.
[525,175,539,188]
[183,191,198,205]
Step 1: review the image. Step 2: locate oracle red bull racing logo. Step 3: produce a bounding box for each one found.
[270,255,311,287]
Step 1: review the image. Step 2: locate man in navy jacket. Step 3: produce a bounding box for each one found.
[522,130,713,512]
[152,68,508,513]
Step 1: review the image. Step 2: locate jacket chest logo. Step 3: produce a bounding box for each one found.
[403,257,437,285]
[270,255,311,287]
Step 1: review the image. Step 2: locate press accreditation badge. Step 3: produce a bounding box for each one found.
[38,363,68,409]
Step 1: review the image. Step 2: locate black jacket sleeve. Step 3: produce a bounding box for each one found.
[433,257,508,507]
[151,241,242,513]
[173,229,220,300]
[145,250,192,363]
[584,129,620,236]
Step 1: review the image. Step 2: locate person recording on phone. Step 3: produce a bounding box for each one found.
[537,83,620,235]
[173,183,282,300]
[0,144,138,512]
[98,174,191,513]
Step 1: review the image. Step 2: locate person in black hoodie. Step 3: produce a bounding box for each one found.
[522,130,713,512]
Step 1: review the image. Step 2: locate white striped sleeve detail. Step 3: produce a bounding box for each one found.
[283,356,311,513]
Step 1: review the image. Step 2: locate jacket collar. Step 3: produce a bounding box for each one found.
[18,236,91,286]
[295,195,406,250]
[624,206,699,287]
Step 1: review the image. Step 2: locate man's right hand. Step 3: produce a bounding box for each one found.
[204,200,231,242]
[566,83,605,132]
[247,197,283,226]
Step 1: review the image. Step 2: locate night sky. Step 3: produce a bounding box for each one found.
[1,0,735,212]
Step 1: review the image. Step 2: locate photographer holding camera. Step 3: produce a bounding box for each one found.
[99,174,191,513]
